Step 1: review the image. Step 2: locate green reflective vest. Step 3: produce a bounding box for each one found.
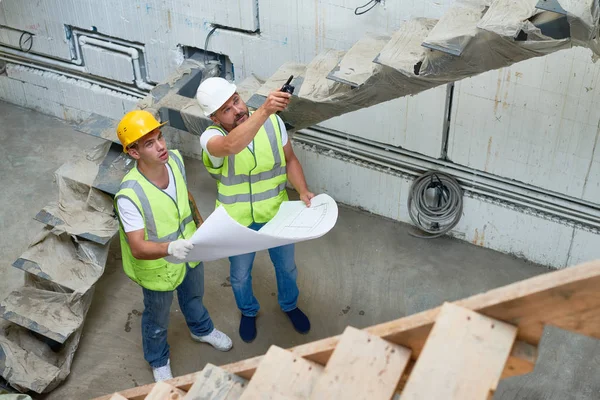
[202,114,288,227]
[114,150,199,292]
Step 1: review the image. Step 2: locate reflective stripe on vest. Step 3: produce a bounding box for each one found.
[114,149,198,291]
[118,179,193,242]
[207,116,284,186]
[202,114,288,225]
[217,182,287,205]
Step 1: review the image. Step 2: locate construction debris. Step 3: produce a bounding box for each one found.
[0,144,115,393]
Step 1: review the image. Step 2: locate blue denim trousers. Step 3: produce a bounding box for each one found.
[141,262,214,368]
[229,223,299,317]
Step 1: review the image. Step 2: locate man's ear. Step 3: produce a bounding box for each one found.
[210,114,219,124]
[127,147,141,160]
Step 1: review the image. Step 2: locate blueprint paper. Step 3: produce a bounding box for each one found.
[165,194,338,263]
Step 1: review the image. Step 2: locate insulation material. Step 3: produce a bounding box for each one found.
[0,288,87,344]
[375,18,438,77]
[422,3,487,56]
[249,37,437,131]
[92,146,136,196]
[253,5,566,131]
[0,333,61,393]
[13,229,106,293]
[298,50,348,101]
[255,63,308,98]
[419,23,570,81]
[180,101,212,136]
[35,175,118,245]
[328,34,391,87]
[0,289,93,393]
[134,60,220,140]
[561,0,600,44]
[54,141,113,188]
[74,113,121,143]
[236,75,265,103]
[81,44,135,84]
[477,0,540,38]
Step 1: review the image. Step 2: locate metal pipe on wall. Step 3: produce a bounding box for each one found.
[302,126,600,214]
[294,130,600,230]
[0,45,87,72]
[0,54,144,98]
[78,35,154,91]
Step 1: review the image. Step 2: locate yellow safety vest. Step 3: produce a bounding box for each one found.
[202,114,288,227]
[114,150,199,291]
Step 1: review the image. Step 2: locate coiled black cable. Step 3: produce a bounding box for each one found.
[407,171,463,239]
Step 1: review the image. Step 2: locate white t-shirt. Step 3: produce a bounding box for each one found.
[117,165,177,233]
[200,115,288,167]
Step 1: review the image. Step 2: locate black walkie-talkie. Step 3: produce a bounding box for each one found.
[280,75,295,94]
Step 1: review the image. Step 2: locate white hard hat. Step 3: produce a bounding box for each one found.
[196,77,237,117]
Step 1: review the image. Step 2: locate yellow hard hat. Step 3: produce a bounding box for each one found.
[116,110,168,152]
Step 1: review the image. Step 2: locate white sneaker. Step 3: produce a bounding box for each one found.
[152,359,173,382]
[191,328,233,351]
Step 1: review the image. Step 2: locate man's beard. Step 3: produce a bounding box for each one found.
[233,111,249,127]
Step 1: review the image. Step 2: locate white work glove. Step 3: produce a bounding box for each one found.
[167,239,193,260]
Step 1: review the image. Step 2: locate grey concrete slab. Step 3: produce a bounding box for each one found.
[1,102,599,399]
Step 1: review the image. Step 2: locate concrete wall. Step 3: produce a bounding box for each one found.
[294,143,600,269]
[448,46,600,202]
[0,64,138,122]
[0,0,599,268]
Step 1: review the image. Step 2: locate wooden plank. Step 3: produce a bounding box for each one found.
[310,326,411,400]
[401,303,517,399]
[184,364,247,400]
[109,394,128,400]
[239,345,323,400]
[221,260,600,377]
[145,381,186,400]
[93,260,600,400]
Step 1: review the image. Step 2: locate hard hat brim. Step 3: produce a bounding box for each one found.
[122,120,169,152]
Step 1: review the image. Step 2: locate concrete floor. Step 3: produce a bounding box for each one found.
[1,101,599,400]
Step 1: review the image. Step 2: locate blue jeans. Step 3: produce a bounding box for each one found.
[229,223,299,317]
[141,262,214,368]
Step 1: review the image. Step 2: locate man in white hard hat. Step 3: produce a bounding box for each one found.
[196,77,314,342]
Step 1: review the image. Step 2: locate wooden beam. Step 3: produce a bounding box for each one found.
[401,303,517,399]
[145,381,186,400]
[239,345,322,400]
[309,327,410,400]
[184,363,246,400]
[94,260,600,400]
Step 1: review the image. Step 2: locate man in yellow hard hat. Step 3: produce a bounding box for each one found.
[114,110,232,382]
[196,77,314,343]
